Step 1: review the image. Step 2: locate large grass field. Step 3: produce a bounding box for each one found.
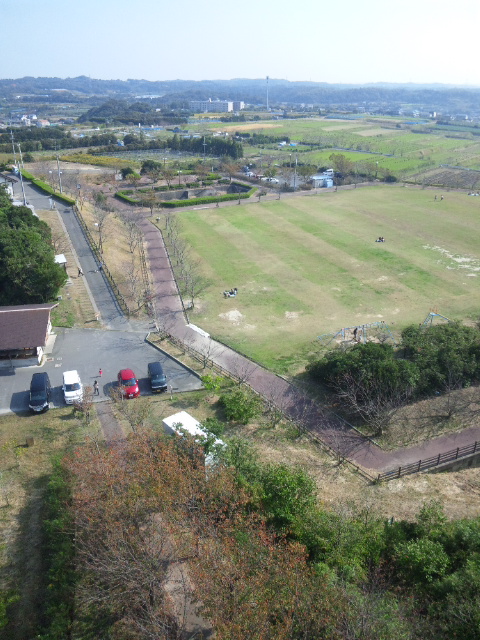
[177,185,480,374]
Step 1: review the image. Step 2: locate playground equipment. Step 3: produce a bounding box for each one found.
[421,311,451,328]
[317,311,451,349]
[317,321,397,347]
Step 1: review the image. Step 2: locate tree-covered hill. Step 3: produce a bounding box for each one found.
[2,76,480,110]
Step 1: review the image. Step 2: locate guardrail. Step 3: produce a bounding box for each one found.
[71,205,130,316]
[377,441,480,481]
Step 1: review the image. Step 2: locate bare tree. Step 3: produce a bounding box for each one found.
[155,310,178,339]
[230,358,258,388]
[109,386,151,433]
[195,337,225,370]
[92,207,111,254]
[73,385,94,427]
[332,373,414,437]
[142,189,158,215]
[162,167,175,189]
[221,160,240,183]
[50,226,69,254]
[119,210,143,254]
[178,260,209,309]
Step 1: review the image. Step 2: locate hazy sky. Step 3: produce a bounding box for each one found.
[2,0,480,86]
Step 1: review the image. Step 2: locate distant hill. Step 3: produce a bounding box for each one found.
[1,76,480,109]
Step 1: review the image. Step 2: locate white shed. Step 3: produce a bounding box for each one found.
[162,411,226,465]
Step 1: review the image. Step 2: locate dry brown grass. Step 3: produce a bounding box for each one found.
[76,200,147,313]
[378,387,480,449]
[37,208,98,327]
[0,408,100,638]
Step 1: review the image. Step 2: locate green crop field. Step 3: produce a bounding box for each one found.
[186,117,480,180]
[176,185,480,375]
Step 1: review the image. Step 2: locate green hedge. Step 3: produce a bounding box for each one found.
[115,191,137,204]
[161,188,256,208]
[20,169,76,205]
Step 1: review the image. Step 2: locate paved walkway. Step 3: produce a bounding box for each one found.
[137,207,480,475]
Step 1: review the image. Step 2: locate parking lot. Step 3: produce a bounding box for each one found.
[0,327,203,415]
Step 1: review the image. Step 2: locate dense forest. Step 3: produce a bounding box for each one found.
[0,186,66,304]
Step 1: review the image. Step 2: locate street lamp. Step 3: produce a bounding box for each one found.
[178,170,182,185]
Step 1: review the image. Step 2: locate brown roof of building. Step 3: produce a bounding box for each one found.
[0,304,57,350]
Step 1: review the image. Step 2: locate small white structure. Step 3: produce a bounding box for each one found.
[311,172,334,188]
[55,254,67,271]
[162,411,226,465]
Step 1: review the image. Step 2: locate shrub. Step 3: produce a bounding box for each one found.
[395,538,450,584]
[219,389,262,424]
[201,416,226,438]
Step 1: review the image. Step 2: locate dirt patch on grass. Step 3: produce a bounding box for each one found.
[219,309,244,325]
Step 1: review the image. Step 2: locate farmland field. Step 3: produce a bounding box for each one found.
[175,185,480,374]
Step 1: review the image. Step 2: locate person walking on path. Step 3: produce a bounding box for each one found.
[78,267,84,276]
[93,379,99,395]
[99,368,103,377]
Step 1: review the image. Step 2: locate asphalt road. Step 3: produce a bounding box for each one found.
[1,328,202,415]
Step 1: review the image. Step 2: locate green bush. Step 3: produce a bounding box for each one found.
[219,389,262,424]
[395,538,450,584]
[201,416,226,438]
[115,191,137,204]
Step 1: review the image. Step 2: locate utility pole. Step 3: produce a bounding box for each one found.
[56,153,63,193]
[10,130,18,167]
[266,75,269,112]
[293,155,297,191]
[203,136,207,163]
[17,159,27,206]
[17,143,24,169]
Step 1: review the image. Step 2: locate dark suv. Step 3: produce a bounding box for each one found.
[29,372,52,413]
[148,362,168,392]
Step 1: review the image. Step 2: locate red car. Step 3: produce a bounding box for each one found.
[117,368,140,398]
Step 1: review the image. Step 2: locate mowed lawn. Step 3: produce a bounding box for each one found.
[179,185,480,374]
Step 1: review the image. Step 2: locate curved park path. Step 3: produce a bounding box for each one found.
[136,210,480,476]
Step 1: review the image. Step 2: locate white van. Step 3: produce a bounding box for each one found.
[63,370,83,404]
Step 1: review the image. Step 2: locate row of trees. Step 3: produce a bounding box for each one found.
[0,186,67,305]
[0,127,117,153]
[163,213,209,309]
[308,322,480,435]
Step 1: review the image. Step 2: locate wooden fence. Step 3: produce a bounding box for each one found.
[377,441,480,481]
